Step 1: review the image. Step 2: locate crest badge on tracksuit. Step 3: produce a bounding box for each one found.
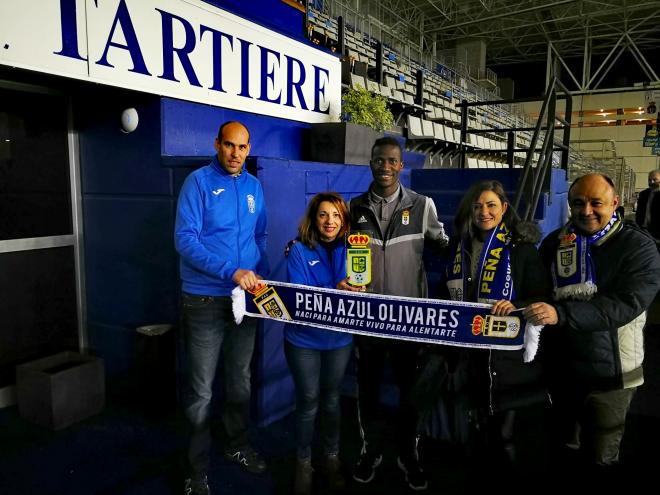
[402,209,410,225]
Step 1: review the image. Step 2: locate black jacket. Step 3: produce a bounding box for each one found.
[440,222,550,413]
[539,221,660,392]
[635,187,660,240]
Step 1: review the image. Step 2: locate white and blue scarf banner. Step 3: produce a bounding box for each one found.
[232,280,541,356]
[444,222,541,362]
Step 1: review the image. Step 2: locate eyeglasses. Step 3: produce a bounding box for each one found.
[371,157,400,166]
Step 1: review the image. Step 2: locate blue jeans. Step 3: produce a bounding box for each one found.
[284,341,353,460]
[181,292,256,473]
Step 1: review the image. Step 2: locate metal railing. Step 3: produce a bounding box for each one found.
[514,76,572,221]
[455,75,573,221]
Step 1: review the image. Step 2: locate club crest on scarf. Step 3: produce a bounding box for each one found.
[248,284,292,320]
[557,232,578,277]
[471,314,520,338]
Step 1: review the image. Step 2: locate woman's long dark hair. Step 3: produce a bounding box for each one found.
[453,180,520,237]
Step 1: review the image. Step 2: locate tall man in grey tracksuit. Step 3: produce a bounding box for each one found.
[342,137,448,491]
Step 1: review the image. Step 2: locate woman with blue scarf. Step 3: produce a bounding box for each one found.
[440,180,549,467]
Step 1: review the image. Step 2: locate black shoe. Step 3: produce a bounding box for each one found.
[294,457,313,495]
[353,451,382,484]
[224,445,267,474]
[321,454,346,491]
[183,472,210,495]
[397,456,428,491]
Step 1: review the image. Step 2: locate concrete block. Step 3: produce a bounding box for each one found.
[16,351,105,430]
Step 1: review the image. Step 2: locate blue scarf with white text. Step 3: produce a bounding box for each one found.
[446,222,515,304]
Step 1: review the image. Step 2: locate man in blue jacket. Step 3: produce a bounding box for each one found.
[175,121,268,495]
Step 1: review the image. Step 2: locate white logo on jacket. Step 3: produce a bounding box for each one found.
[357,215,368,223]
[308,260,320,266]
[212,188,225,196]
[247,195,256,213]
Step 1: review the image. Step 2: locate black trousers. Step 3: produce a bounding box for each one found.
[355,335,422,459]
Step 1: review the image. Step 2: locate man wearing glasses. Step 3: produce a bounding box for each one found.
[344,137,448,491]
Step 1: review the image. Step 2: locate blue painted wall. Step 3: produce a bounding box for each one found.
[202,0,307,43]
[76,89,178,384]
[161,98,310,162]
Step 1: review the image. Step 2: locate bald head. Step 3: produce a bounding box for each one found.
[648,170,660,189]
[569,173,615,194]
[569,174,619,235]
[214,121,251,176]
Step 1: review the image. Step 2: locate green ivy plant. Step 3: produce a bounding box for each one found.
[341,86,394,132]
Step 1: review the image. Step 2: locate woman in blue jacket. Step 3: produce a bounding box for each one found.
[285,192,354,495]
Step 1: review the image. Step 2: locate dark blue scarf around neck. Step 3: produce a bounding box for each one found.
[552,211,622,301]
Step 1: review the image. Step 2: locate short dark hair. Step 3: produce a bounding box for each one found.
[298,192,350,248]
[568,173,615,195]
[453,180,520,236]
[371,137,402,159]
[217,121,250,143]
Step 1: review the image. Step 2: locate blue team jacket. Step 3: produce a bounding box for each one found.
[175,157,268,296]
[284,240,353,350]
